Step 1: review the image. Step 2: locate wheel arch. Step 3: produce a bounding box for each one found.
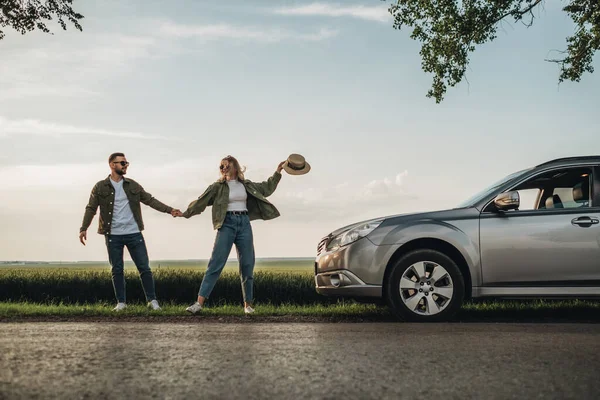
[382,238,473,302]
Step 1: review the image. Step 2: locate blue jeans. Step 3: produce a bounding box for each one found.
[105,232,156,303]
[199,213,255,303]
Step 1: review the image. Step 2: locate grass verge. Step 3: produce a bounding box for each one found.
[1,300,599,323]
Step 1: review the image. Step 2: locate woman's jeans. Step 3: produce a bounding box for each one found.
[105,232,157,303]
[199,213,255,303]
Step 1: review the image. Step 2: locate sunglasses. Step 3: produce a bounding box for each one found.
[112,161,130,166]
[220,156,234,170]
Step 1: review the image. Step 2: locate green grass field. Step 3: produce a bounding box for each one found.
[0,269,321,305]
[0,259,316,305]
[1,260,599,322]
[0,258,314,274]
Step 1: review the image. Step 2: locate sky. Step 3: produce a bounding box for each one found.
[0,0,598,261]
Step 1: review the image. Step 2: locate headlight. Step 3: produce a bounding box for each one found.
[326,219,384,251]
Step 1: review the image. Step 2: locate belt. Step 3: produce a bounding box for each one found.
[227,211,248,215]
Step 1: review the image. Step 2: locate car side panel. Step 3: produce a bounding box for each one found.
[368,213,481,286]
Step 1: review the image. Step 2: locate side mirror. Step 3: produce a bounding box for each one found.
[494,191,520,211]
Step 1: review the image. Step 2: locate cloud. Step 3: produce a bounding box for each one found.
[363,170,408,197]
[277,170,416,221]
[0,158,218,192]
[0,162,414,218]
[0,164,103,190]
[0,115,166,140]
[159,21,338,42]
[0,34,163,101]
[0,20,336,101]
[283,170,411,205]
[273,3,391,23]
[0,165,427,260]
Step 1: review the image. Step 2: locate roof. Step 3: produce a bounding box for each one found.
[535,156,600,168]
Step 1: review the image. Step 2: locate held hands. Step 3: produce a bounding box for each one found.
[277,161,286,174]
[171,209,183,218]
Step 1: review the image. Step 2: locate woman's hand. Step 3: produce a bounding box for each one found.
[277,161,286,174]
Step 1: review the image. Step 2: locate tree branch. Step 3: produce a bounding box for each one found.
[495,0,543,25]
[467,0,544,44]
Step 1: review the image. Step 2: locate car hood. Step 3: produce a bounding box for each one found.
[382,207,479,226]
[328,207,477,237]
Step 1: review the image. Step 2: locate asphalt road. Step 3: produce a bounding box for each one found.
[1,322,599,399]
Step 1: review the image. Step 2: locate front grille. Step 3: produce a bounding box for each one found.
[317,236,329,255]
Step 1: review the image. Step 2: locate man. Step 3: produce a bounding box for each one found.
[79,153,183,311]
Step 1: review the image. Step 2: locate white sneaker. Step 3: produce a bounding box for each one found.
[244,306,255,314]
[113,303,127,311]
[186,302,202,314]
[148,300,161,310]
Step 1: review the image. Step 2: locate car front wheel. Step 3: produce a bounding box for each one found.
[386,249,465,322]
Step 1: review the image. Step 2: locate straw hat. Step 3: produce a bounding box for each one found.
[283,153,311,175]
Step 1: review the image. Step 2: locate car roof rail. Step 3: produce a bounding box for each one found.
[535,156,600,168]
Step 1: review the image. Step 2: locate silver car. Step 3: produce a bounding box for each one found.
[315,156,600,321]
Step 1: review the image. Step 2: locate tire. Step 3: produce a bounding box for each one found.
[386,249,465,322]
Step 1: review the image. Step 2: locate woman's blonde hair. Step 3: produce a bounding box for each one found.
[218,155,246,182]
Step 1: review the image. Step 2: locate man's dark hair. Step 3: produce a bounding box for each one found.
[109,152,125,163]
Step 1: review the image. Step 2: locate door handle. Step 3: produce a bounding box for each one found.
[571,217,599,227]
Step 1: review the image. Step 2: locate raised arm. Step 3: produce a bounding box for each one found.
[253,161,285,197]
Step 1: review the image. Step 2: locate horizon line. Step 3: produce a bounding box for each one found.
[0,256,315,264]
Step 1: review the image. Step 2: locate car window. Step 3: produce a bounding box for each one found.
[514,188,541,211]
[456,168,532,208]
[486,166,594,213]
[551,186,588,208]
[514,167,593,211]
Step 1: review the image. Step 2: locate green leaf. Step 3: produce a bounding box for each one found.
[0,0,84,40]
[386,0,599,102]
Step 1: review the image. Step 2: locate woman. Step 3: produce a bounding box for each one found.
[181,155,286,314]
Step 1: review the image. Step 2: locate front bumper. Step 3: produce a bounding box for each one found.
[314,236,384,298]
[315,269,382,297]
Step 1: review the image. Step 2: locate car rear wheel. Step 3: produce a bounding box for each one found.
[386,249,465,322]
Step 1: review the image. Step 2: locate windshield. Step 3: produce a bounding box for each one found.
[456,168,532,208]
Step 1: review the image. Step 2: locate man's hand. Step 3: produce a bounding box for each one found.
[171,209,183,218]
[79,231,87,246]
[277,161,286,174]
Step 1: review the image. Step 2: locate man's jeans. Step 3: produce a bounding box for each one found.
[199,213,255,303]
[105,232,156,303]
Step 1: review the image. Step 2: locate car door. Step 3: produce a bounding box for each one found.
[479,165,600,287]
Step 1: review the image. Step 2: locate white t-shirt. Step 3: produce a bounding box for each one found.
[226,180,248,212]
[109,178,140,235]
